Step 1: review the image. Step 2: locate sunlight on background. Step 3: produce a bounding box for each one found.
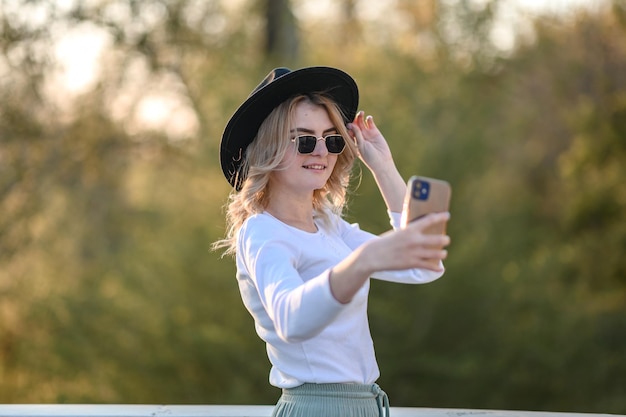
[491,0,609,49]
[514,0,606,13]
[51,0,608,93]
[133,93,200,140]
[47,0,609,136]
[52,23,111,93]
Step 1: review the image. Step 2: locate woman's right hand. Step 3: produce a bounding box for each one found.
[365,212,451,273]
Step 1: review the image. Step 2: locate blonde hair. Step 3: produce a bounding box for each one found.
[213,93,358,257]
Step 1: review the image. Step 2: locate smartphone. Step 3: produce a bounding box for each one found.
[400,176,451,234]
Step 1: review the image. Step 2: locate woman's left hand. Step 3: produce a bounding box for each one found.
[348,111,394,174]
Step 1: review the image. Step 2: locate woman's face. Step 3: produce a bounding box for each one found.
[269,100,339,197]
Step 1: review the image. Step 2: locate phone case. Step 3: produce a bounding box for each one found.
[400,176,451,234]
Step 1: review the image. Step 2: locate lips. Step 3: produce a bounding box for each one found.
[303,164,326,170]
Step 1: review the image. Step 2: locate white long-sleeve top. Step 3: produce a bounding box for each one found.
[235,210,444,388]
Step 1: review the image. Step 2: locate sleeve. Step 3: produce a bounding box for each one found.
[238,219,346,343]
[338,212,445,284]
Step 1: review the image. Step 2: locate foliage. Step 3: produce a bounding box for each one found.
[1,0,625,413]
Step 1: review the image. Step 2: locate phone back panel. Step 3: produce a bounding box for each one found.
[401,176,451,234]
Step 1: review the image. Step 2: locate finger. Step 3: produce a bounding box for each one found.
[348,122,362,138]
[412,233,451,248]
[347,123,364,149]
[415,248,449,260]
[354,111,367,129]
[414,258,445,272]
[352,110,364,124]
[408,212,451,232]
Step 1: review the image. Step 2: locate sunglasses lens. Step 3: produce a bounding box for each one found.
[296,136,317,154]
[325,135,345,154]
[294,135,346,154]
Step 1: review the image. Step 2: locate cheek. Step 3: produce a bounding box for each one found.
[277,148,298,170]
[328,155,339,171]
[270,151,300,182]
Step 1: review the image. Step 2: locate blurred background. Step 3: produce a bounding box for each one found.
[1,0,625,412]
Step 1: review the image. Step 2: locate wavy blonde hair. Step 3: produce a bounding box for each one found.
[213,93,358,257]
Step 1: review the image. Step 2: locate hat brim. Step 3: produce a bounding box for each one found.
[220,66,359,189]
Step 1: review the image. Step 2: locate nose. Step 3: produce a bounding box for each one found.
[311,137,329,156]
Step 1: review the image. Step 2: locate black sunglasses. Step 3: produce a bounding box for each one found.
[291,135,346,155]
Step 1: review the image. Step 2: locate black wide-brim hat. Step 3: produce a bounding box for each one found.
[220,66,359,190]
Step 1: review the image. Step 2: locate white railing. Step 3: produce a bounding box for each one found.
[0,405,622,417]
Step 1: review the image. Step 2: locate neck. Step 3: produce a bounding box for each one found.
[265,190,317,233]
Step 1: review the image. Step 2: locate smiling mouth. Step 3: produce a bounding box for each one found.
[303,164,326,170]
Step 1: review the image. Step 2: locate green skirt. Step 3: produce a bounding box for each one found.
[271,383,390,417]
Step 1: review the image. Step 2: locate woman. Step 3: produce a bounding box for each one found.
[214,66,450,417]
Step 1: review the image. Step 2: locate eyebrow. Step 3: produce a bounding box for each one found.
[291,127,338,135]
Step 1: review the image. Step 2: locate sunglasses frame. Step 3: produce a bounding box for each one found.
[290,134,346,155]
